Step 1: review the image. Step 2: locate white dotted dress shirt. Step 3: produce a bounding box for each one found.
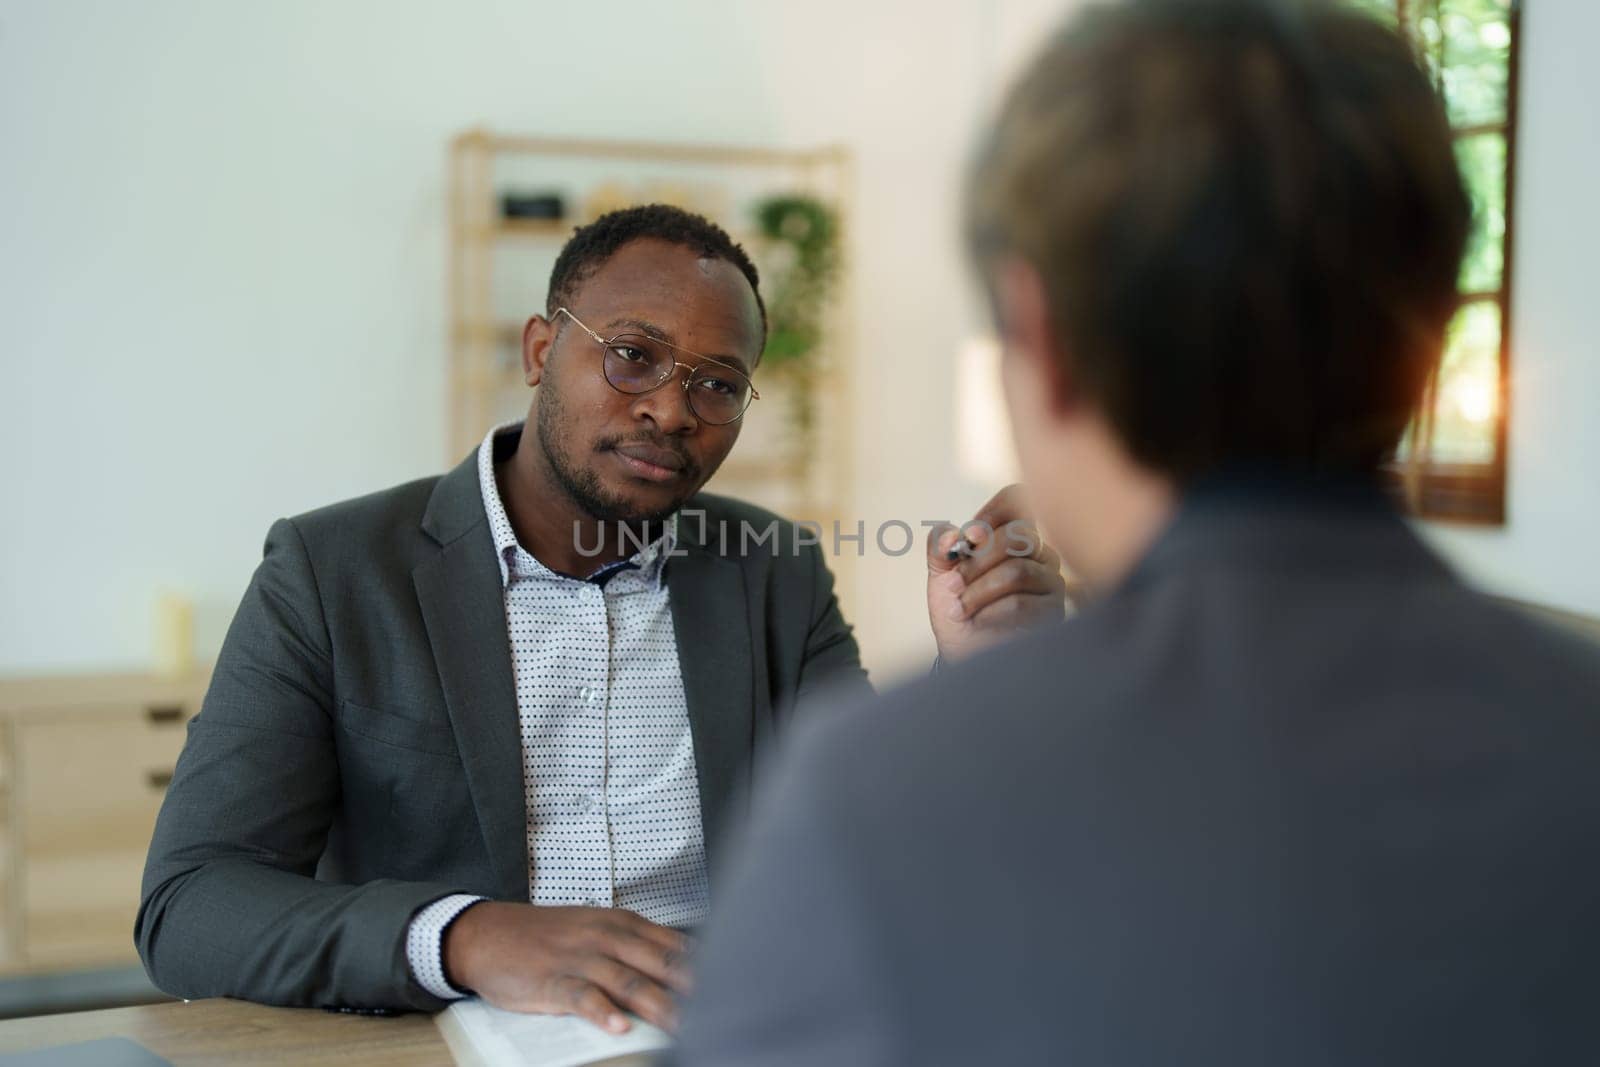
[405,422,710,999]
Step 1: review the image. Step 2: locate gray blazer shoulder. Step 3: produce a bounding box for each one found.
[674,491,1600,1066]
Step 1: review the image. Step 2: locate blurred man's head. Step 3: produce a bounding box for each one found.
[520,205,766,526]
[967,0,1470,584]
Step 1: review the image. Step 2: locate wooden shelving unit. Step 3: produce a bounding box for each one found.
[489,218,572,240]
[447,129,859,606]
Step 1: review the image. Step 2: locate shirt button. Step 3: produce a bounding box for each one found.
[583,897,602,908]
[578,686,592,701]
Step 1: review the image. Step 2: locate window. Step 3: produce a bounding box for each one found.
[1353,0,1521,524]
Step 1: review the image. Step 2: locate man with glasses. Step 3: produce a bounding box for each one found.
[137,205,1067,1026]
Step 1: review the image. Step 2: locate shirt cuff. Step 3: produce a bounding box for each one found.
[406,893,488,1000]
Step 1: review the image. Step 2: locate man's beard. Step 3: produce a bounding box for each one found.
[535,383,698,528]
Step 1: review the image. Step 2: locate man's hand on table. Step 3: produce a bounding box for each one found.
[442,902,693,1034]
[926,483,1068,663]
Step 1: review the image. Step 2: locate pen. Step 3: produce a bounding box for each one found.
[946,538,976,562]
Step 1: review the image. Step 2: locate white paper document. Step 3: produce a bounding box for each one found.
[438,998,672,1067]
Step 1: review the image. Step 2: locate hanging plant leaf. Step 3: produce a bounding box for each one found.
[753,194,840,371]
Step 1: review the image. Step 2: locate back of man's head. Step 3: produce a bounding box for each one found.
[967,0,1471,483]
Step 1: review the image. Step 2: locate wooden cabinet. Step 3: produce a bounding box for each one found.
[0,672,208,975]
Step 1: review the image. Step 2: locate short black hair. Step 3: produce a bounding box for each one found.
[546,204,767,341]
[968,0,1470,481]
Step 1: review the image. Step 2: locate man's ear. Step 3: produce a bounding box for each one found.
[522,315,556,387]
[993,258,1075,416]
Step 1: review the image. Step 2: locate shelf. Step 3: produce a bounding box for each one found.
[451,129,848,169]
[462,218,575,242]
[474,218,765,250]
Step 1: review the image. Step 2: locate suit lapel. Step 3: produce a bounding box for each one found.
[414,452,529,902]
[668,520,754,867]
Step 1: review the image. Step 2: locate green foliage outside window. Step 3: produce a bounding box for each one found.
[1349,0,1517,489]
[1455,133,1506,296]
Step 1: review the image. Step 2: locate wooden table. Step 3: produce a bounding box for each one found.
[0,998,452,1065]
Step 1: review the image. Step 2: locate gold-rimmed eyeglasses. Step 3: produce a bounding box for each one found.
[553,307,759,426]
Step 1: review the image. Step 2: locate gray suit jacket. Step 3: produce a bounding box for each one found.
[136,438,868,1013]
[674,476,1600,1067]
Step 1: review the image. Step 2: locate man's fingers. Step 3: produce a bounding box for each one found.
[930,517,1019,575]
[460,906,698,1034]
[967,589,1066,630]
[584,959,680,1032]
[930,486,1039,578]
[554,975,631,1034]
[611,928,695,995]
[606,909,692,957]
[925,521,961,574]
[969,483,1030,532]
[600,911,694,993]
[1035,540,1062,572]
[955,558,1067,621]
[954,520,1054,583]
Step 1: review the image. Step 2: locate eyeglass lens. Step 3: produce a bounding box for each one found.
[601,334,751,424]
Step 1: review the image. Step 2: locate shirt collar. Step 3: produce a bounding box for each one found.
[476,421,678,590]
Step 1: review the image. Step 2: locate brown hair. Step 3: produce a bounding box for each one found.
[967,0,1470,481]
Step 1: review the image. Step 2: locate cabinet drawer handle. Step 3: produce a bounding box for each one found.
[146,770,174,790]
[146,705,184,724]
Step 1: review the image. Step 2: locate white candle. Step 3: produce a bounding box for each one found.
[154,593,195,678]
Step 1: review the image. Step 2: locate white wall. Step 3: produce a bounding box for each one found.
[757,0,1081,683]
[1419,0,1600,619]
[3,0,1596,680]
[0,0,779,672]
[758,0,994,683]
[0,0,1074,680]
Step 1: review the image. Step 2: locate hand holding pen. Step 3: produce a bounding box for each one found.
[924,484,1069,664]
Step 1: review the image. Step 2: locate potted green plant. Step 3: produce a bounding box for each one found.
[752,194,841,440]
